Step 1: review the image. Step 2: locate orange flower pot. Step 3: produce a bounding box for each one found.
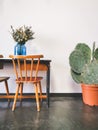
[81,84,98,106]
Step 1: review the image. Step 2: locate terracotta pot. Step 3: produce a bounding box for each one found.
[81,84,98,106]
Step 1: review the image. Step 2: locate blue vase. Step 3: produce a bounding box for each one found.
[14,43,26,55]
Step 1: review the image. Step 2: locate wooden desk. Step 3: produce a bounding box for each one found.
[0,58,51,107]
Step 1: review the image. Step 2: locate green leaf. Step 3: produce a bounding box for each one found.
[69,50,86,73]
[75,43,91,63]
[71,69,82,84]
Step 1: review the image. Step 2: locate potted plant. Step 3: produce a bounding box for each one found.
[69,42,98,106]
[10,25,35,55]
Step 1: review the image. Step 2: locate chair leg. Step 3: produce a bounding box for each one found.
[12,84,20,111]
[19,83,23,102]
[4,80,10,103]
[34,83,40,112]
[38,81,42,102]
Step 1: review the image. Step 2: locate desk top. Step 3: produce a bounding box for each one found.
[0,58,51,65]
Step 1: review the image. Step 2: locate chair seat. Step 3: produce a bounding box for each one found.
[0,77,10,82]
[16,77,43,83]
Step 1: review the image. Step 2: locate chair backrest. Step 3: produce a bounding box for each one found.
[9,55,44,81]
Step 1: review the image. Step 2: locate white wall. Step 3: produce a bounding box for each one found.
[0,0,98,93]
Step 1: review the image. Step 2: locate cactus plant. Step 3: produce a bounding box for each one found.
[69,42,98,84]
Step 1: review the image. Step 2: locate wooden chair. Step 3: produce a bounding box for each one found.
[0,77,10,101]
[9,55,44,111]
[0,55,10,102]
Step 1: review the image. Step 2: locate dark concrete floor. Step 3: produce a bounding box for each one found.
[0,97,98,130]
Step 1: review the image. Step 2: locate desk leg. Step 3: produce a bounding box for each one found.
[46,66,50,107]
